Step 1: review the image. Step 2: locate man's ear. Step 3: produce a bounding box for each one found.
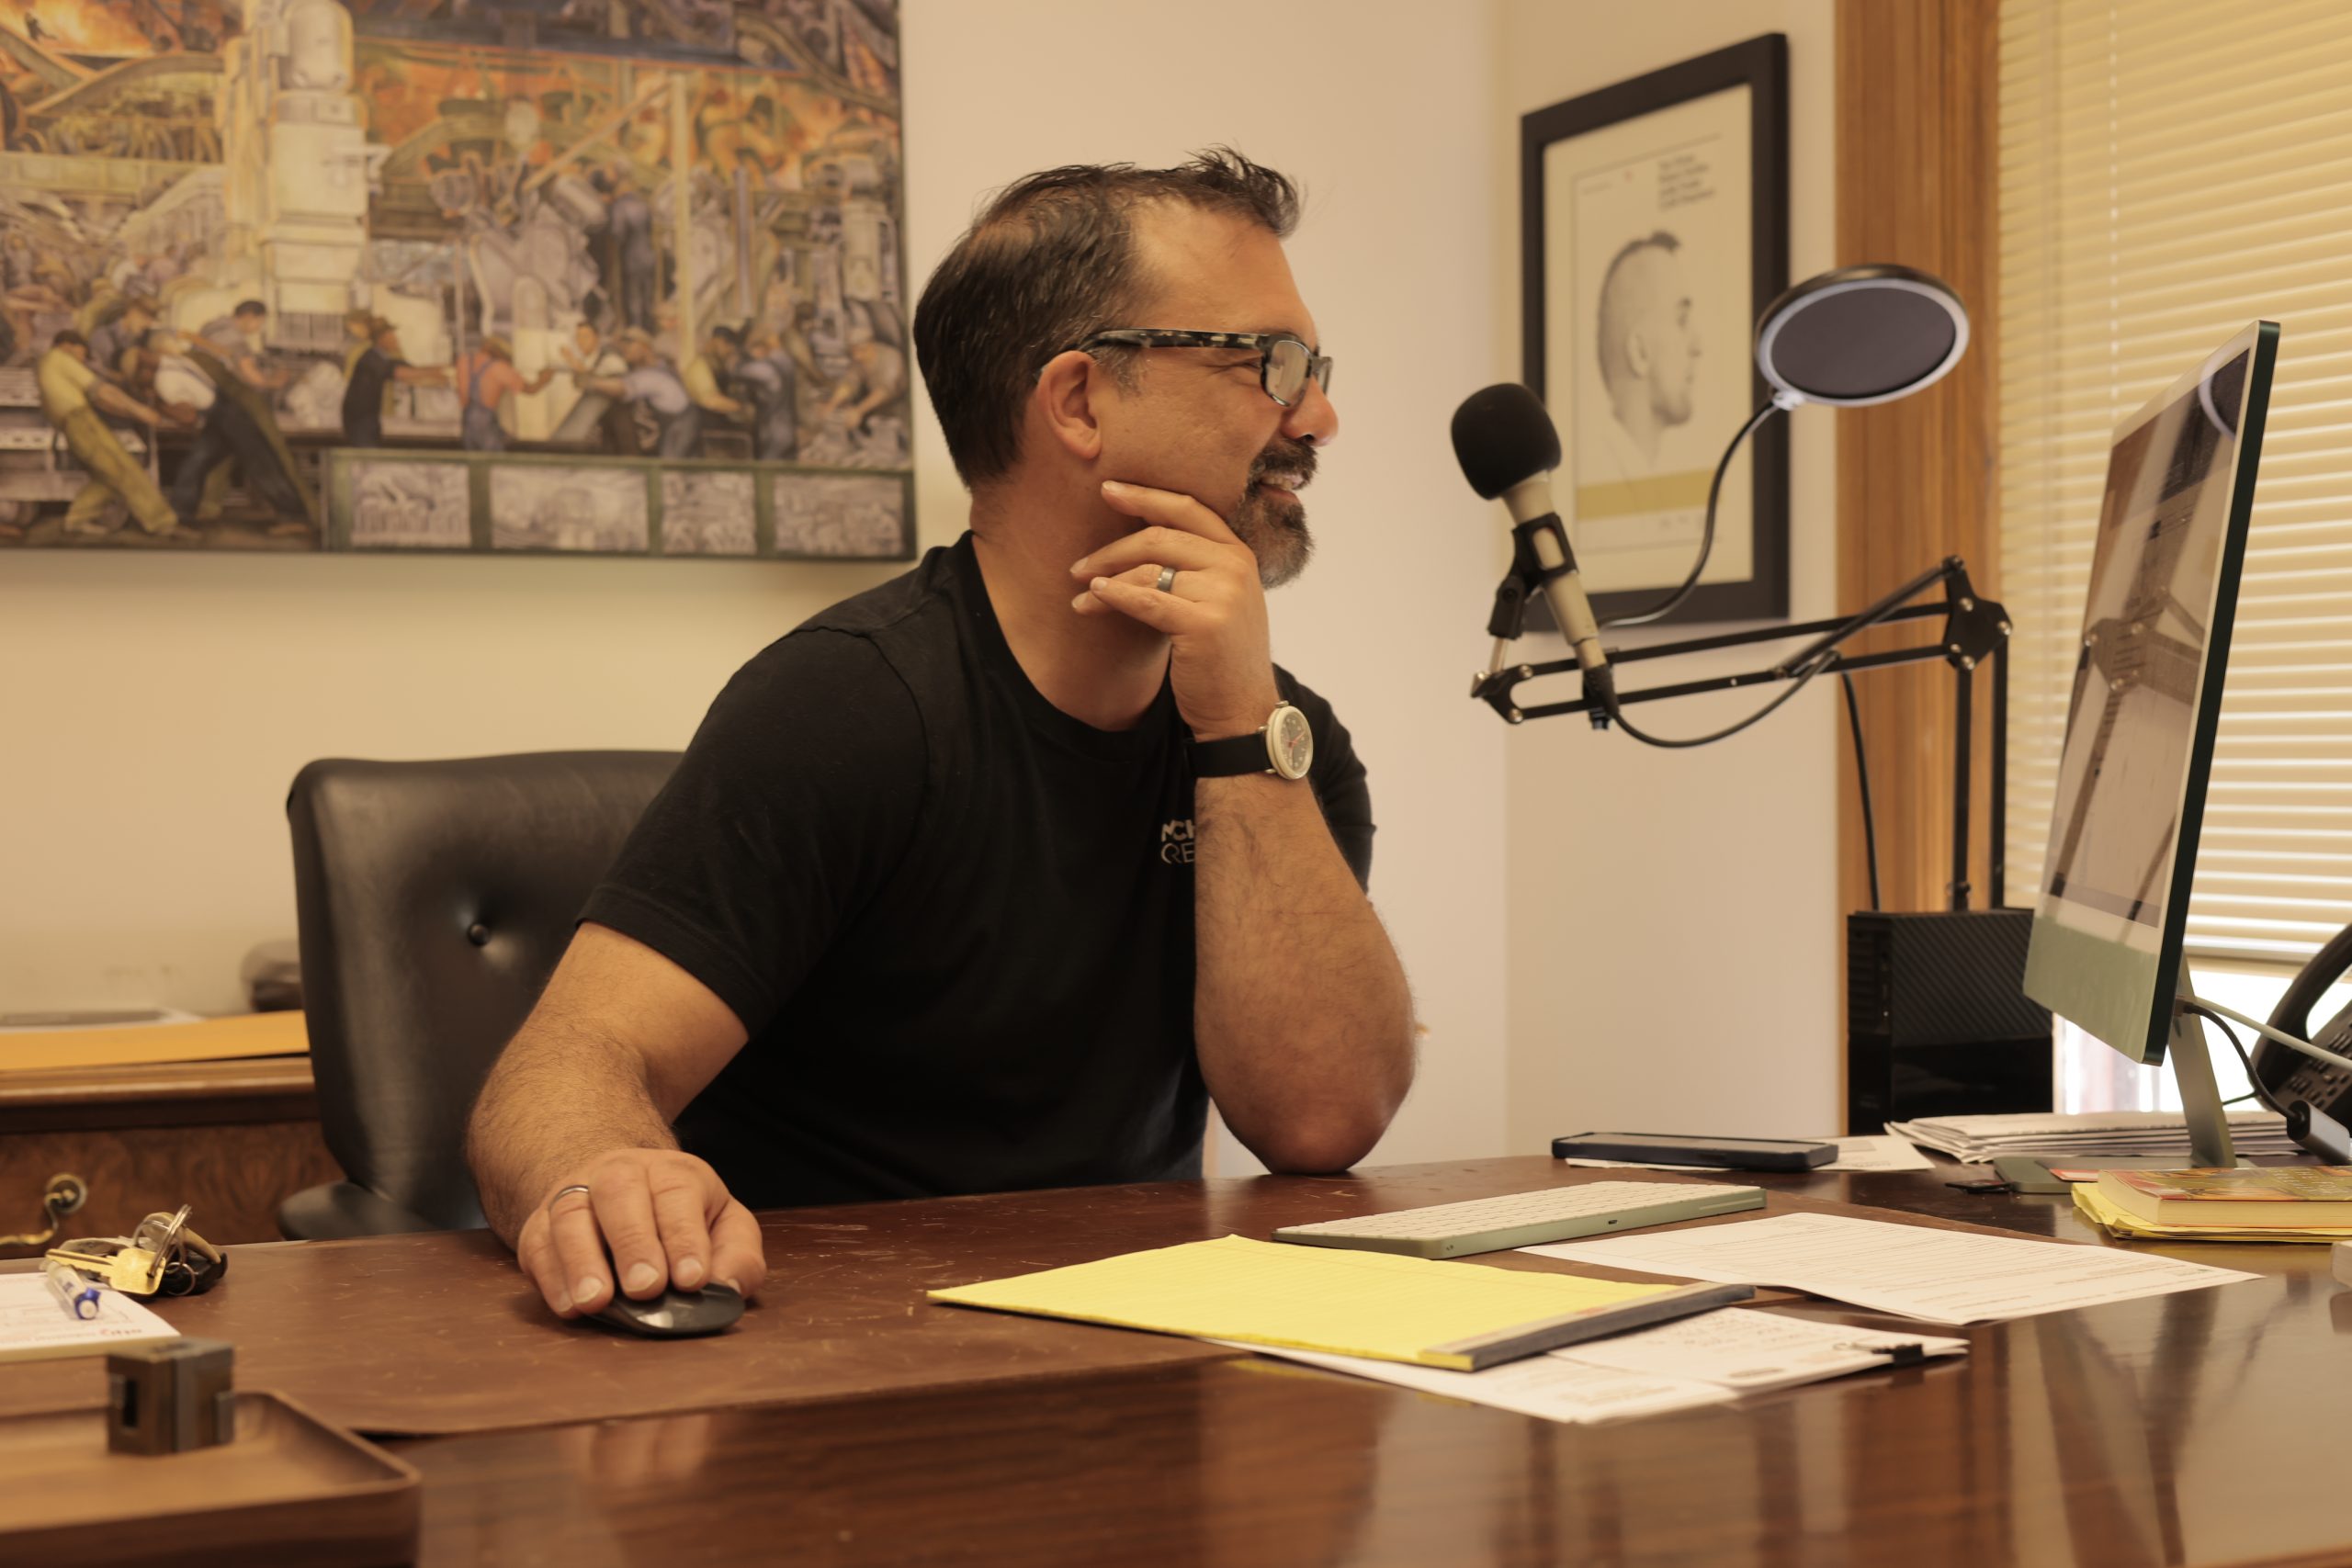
[1033,348,1106,463]
[1622,328,1654,380]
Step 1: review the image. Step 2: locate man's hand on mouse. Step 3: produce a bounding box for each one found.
[515,1148,766,1319]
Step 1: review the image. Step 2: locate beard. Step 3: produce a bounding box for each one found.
[1227,435,1318,589]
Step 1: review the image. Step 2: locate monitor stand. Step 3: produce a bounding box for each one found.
[1993,976,2249,1194]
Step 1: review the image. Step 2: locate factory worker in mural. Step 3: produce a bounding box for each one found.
[35,330,182,538]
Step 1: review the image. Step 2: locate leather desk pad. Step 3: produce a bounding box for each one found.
[0,1158,2047,1437]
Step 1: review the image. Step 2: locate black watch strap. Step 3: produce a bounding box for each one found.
[1188,729,1272,777]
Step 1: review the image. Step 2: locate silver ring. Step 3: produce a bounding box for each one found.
[548,1183,593,1211]
[1154,564,1177,593]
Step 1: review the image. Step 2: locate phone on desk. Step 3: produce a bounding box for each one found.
[1552,1132,1837,1172]
[2256,922,2352,1160]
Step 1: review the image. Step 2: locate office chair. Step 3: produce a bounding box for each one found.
[279,750,678,1238]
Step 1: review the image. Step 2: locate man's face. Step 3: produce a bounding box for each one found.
[236,309,266,342]
[576,323,599,352]
[1094,205,1338,589]
[1622,245,1700,426]
[377,329,402,359]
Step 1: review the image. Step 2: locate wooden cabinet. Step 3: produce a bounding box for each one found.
[0,1057,343,1252]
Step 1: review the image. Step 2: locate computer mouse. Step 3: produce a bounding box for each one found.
[587,1281,745,1338]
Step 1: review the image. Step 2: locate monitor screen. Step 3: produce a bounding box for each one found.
[2023,321,2278,1066]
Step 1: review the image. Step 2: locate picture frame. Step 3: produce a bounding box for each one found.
[1521,34,1789,625]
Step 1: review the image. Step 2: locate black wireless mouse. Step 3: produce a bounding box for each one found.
[587,1281,745,1338]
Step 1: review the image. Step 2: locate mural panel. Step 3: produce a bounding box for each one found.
[0,0,910,558]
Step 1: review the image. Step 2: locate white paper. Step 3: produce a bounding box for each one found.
[1550,1306,1965,1392]
[0,1273,178,1362]
[1225,1308,1965,1424]
[1521,1211,2260,1325]
[1228,1340,1735,1424]
[1557,1134,1933,1174]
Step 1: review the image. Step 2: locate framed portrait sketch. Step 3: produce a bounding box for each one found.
[1521,35,1787,624]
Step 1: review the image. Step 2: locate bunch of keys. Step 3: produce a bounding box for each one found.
[46,1204,227,1299]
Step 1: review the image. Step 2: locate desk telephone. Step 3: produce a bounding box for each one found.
[2257,921,2352,1161]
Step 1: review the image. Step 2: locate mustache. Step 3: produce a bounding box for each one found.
[1247,438,1318,489]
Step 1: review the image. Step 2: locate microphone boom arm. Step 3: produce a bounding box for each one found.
[1471,556,2014,909]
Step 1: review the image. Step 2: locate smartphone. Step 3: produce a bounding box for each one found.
[1551,1132,1838,1171]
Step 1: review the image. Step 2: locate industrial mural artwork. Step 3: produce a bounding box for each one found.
[0,0,910,559]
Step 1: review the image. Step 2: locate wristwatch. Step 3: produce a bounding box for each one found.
[1189,702,1315,780]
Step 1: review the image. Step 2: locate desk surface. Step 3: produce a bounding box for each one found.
[16,1158,2351,1566]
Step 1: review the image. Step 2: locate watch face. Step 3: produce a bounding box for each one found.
[1267,705,1315,780]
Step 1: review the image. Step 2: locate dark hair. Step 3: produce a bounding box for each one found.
[912,148,1300,486]
[233,299,266,317]
[1594,231,1681,381]
[50,329,86,350]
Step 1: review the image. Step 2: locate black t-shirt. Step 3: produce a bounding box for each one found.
[582,532,1374,1209]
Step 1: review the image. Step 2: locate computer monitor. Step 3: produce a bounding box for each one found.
[2022,321,2279,1168]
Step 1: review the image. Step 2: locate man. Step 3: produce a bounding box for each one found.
[558,319,640,455]
[730,323,797,461]
[679,323,747,452]
[341,318,447,448]
[37,329,184,536]
[453,334,556,452]
[584,327,699,458]
[468,151,1415,1324]
[200,299,291,397]
[1592,231,1701,470]
[85,294,159,382]
[601,166,658,331]
[156,326,315,529]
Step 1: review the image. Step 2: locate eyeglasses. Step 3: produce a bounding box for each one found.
[1073,329,1334,408]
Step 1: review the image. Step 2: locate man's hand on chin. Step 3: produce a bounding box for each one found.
[1067,479,1281,739]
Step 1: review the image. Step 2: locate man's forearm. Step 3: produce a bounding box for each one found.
[1192,774,1415,1171]
[467,1021,677,1246]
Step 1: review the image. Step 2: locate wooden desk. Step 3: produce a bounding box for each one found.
[15,1158,2352,1566]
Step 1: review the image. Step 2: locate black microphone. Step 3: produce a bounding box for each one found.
[1451,384,1612,692]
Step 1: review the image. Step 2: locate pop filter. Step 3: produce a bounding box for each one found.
[1754,264,1970,409]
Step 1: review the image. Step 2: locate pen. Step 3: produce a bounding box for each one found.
[45,1259,103,1322]
[1835,1338,1925,1367]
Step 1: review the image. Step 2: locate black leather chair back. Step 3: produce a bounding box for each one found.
[285,751,677,1234]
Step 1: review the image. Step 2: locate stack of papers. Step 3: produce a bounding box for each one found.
[1888,1110,2298,1164]
[1238,1308,1967,1426]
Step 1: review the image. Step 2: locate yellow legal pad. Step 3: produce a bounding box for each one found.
[927,1235,1674,1370]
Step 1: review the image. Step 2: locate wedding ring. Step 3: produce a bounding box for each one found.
[1154,564,1178,593]
[548,1183,594,1210]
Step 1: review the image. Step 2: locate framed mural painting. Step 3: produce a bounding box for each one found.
[1521,34,1787,624]
[0,0,911,561]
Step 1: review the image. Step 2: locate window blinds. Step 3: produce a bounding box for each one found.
[1998,0,2352,964]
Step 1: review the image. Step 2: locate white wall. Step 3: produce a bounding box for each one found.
[1498,0,1845,1147]
[0,1,1510,1168]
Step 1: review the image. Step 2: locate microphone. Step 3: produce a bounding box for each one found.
[1451,384,1613,694]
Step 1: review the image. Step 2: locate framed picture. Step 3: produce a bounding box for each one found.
[0,1,912,563]
[1521,34,1788,624]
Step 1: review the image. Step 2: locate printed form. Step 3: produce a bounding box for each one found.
[1524,1212,2260,1325]
[1232,1308,1965,1425]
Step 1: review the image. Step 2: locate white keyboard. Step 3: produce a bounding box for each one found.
[1270,1180,1766,1259]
